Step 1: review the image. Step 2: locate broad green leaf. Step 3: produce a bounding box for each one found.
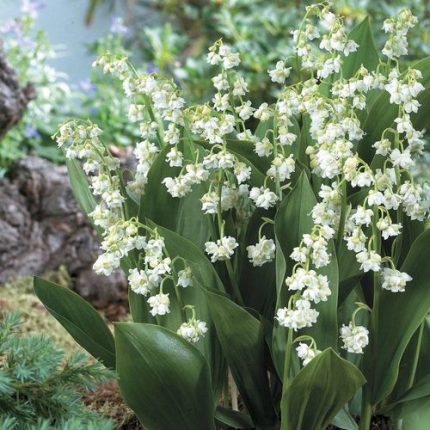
[255,117,273,140]
[206,290,278,429]
[215,406,253,429]
[393,397,430,430]
[281,348,366,430]
[115,323,215,430]
[394,374,430,407]
[66,158,96,215]
[331,408,359,430]
[364,229,430,404]
[394,217,424,267]
[274,171,315,277]
[33,277,115,369]
[337,240,362,304]
[342,17,379,79]
[386,316,430,405]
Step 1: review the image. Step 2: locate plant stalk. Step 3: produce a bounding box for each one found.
[360,206,382,430]
[359,398,373,430]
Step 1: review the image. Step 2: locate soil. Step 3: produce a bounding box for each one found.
[83,380,143,429]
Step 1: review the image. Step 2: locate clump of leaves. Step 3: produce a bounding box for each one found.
[0,312,114,429]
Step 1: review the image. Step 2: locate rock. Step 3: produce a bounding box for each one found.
[0,156,127,308]
[0,42,34,140]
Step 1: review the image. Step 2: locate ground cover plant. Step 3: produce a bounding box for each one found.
[35,2,430,429]
[0,312,114,429]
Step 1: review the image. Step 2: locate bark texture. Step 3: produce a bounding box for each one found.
[0,156,127,308]
[0,42,34,139]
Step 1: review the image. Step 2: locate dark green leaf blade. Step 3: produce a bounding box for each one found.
[364,229,430,404]
[206,290,278,429]
[115,323,215,430]
[215,406,253,429]
[33,276,115,369]
[281,348,366,430]
[66,158,96,215]
[342,17,379,79]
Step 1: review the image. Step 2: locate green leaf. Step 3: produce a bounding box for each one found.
[386,315,430,404]
[66,158,96,215]
[330,408,359,430]
[393,397,430,430]
[280,348,366,430]
[206,290,278,429]
[115,323,215,430]
[342,17,379,79]
[274,171,316,277]
[394,373,430,407]
[364,229,430,405]
[33,277,115,369]
[215,406,253,429]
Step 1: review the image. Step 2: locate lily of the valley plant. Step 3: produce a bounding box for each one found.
[35,3,430,429]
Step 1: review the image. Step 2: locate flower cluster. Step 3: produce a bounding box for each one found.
[296,340,321,366]
[177,307,208,344]
[56,3,430,369]
[274,4,429,365]
[55,120,123,235]
[276,224,334,331]
[293,4,358,78]
[247,236,276,267]
[340,323,369,354]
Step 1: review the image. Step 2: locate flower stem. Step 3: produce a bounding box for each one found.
[336,179,347,254]
[360,206,382,429]
[359,397,373,430]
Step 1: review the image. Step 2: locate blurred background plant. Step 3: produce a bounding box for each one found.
[0,0,75,175]
[2,0,429,176]
[86,0,430,104]
[80,17,141,149]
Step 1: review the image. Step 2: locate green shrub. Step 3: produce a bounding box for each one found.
[0,312,113,429]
